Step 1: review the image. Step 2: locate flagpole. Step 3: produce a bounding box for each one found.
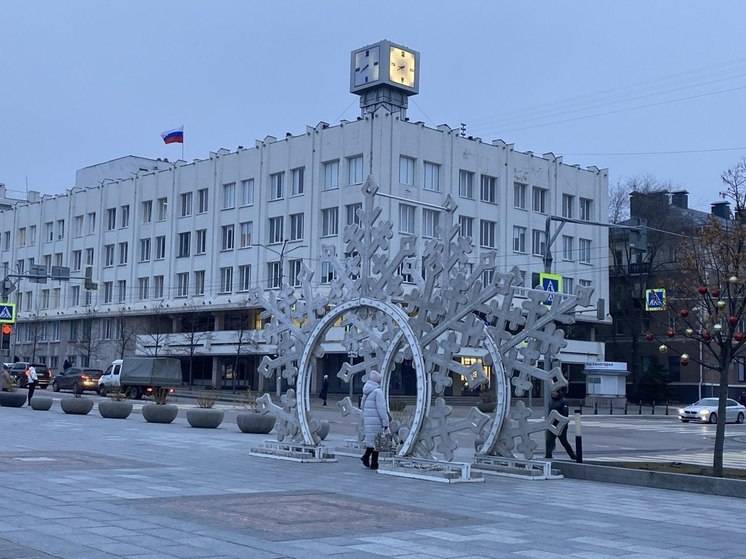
[181,126,184,161]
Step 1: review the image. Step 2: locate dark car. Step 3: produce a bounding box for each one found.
[52,367,103,394]
[10,362,52,389]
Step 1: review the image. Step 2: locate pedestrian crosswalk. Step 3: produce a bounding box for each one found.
[591,450,746,469]
[580,419,746,435]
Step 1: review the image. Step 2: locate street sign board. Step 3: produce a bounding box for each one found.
[645,288,666,311]
[51,266,70,281]
[29,264,47,284]
[539,272,562,305]
[0,302,16,324]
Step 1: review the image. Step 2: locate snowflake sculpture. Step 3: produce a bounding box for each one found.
[248,175,592,461]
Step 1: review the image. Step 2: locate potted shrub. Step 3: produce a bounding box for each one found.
[477,390,497,413]
[187,389,224,428]
[318,419,330,441]
[0,378,27,408]
[236,390,276,434]
[142,387,179,424]
[30,395,54,411]
[61,391,94,415]
[98,388,133,419]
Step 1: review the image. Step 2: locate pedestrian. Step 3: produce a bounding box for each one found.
[739,391,746,407]
[62,358,71,371]
[545,389,577,461]
[360,370,389,470]
[25,363,38,406]
[320,374,329,406]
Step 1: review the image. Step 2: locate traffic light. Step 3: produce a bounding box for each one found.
[1,324,11,350]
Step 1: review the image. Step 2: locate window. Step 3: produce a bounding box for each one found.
[155,235,166,259]
[45,222,54,242]
[399,204,415,235]
[56,219,64,240]
[513,226,526,253]
[482,269,495,286]
[562,277,574,295]
[580,198,593,221]
[320,261,335,284]
[579,279,592,288]
[29,225,36,246]
[138,238,151,262]
[176,273,189,297]
[221,225,235,251]
[321,207,339,237]
[458,216,473,239]
[562,235,574,261]
[532,187,548,213]
[267,262,281,289]
[118,242,128,265]
[50,322,60,341]
[532,229,546,256]
[289,213,304,241]
[239,222,252,248]
[86,212,96,233]
[562,194,574,219]
[288,259,302,287]
[480,220,496,248]
[54,253,62,267]
[223,182,236,209]
[142,200,153,223]
[117,280,127,303]
[103,281,113,304]
[17,227,25,247]
[40,289,49,309]
[268,217,284,244]
[104,244,115,267]
[579,238,591,264]
[138,277,149,300]
[514,182,527,209]
[197,188,209,213]
[346,203,362,225]
[480,175,497,204]
[106,208,117,231]
[72,250,82,272]
[269,173,284,200]
[157,198,168,221]
[71,285,80,306]
[85,248,94,267]
[424,162,440,192]
[239,179,254,206]
[103,319,114,340]
[43,255,51,273]
[459,170,474,199]
[178,232,191,257]
[25,291,33,311]
[238,264,252,291]
[74,215,84,237]
[180,192,192,217]
[423,209,440,238]
[2,231,9,251]
[291,167,305,195]
[399,156,415,186]
[120,205,130,228]
[219,267,233,293]
[323,160,340,190]
[193,229,206,254]
[194,270,205,296]
[347,156,363,185]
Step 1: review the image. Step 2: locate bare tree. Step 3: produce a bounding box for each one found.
[231,312,258,393]
[140,301,170,357]
[71,309,105,367]
[608,174,670,224]
[114,309,136,360]
[180,309,208,387]
[720,157,746,215]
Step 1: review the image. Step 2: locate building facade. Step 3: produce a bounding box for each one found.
[2,42,609,395]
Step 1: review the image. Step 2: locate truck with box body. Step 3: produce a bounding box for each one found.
[97,358,182,399]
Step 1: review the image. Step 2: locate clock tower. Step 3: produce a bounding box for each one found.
[350,40,420,117]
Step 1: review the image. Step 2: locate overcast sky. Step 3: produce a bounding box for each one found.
[1,1,745,211]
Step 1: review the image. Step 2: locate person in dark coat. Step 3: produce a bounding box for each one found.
[545,389,576,461]
[62,358,72,371]
[319,375,329,406]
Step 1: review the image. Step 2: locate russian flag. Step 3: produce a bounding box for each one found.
[161,126,184,145]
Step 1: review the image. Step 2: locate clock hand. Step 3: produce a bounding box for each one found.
[361,64,369,72]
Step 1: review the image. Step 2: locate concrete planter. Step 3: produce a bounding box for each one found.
[98,400,133,419]
[187,408,224,429]
[477,401,496,413]
[61,398,94,415]
[0,392,27,408]
[318,420,330,440]
[142,403,178,424]
[236,412,275,434]
[30,396,53,411]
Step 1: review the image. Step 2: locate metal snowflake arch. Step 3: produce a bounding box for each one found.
[248,176,592,462]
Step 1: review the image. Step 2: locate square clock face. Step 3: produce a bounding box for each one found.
[388,46,416,88]
[354,46,380,87]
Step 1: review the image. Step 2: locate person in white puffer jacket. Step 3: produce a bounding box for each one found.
[360,370,390,470]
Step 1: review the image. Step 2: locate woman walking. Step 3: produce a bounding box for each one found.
[25,364,38,406]
[360,370,389,470]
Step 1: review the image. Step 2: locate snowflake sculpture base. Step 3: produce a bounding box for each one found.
[472,455,563,480]
[249,440,337,463]
[377,456,485,484]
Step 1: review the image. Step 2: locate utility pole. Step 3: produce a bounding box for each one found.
[276,239,288,398]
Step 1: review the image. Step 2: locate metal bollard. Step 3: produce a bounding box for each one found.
[594,401,598,415]
[651,401,655,415]
[609,400,613,415]
[665,401,669,415]
[624,401,628,415]
[574,413,583,464]
[638,401,642,415]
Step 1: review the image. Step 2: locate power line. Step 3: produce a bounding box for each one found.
[561,146,746,157]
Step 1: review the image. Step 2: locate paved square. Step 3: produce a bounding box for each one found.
[1,404,745,558]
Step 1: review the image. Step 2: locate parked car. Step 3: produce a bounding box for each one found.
[52,367,103,394]
[679,398,746,424]
[9,362,52,389]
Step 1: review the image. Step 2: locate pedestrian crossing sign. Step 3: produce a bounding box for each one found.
[0,302,15,324]
[645,288,666,311]
[539,273,562,305]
